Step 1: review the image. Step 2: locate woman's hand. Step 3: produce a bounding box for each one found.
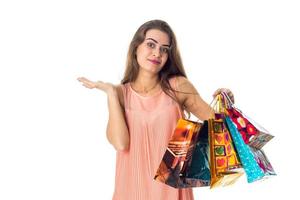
[213,88,235,104]
[77,77,116,94]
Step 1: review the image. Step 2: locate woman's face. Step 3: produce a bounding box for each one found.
[136,29,170,74]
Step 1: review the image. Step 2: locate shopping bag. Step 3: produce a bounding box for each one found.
[154,118,210,188]
[185,120,210,187]
[225,116,265,183]
[208,116,243,188]
[250,147,276,177]
[222,92,274,149]
[206,94,243,188]
[222,92,276,182]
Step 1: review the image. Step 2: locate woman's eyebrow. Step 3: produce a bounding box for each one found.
[145,38,170,47]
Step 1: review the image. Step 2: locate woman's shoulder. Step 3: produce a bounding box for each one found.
[168,75,189,91]
[168,75,199,103]
[115,83,127,109]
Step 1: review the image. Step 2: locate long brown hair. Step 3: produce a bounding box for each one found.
[121,19,190,116]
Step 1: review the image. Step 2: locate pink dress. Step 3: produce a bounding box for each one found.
[112,77,194,200]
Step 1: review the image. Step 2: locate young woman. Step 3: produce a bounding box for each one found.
[77,19,234,200]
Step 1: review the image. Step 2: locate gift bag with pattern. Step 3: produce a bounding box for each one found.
[154,118,210,188]
[208,94,244,188]
[208,116,243,188]
[225,116,265,182]
[222,92,274,149]
[185,120,210,187]
[250,147,276,177]
[222,92,276,182]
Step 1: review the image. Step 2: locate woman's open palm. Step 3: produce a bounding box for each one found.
[77,77,115,94]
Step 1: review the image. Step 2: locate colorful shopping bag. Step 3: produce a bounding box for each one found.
[154,118,210,188]
[225,116,265,183]
[185,121,210,186]
[206,94,243,188]
[208,116,243,188]
[222,92,276,182]
[250,147,276,177]
[221,92,274,149]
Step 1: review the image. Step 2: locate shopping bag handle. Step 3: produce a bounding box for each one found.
[220,91,234,109]
[208,93,228,119]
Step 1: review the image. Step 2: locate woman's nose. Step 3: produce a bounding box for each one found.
[152,47,162,58]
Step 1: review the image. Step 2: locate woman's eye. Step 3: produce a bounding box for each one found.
[147,42,155,48]
[161,48,169,53]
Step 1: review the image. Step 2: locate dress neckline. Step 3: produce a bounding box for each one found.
[128,82,163,98]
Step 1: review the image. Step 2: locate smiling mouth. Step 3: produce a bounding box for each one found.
[148,59,161,65]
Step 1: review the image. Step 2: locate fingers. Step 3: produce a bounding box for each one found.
[77,77,108,91]
[213,88,226,97]
[213,88,235,103]
[77,77,95,89]
[223,89,235,104]
[77,77,94,85]
[213,88,232,96]
[77,77,89,82]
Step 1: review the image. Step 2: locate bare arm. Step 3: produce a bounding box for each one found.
[173,76,235,121]
[174,76,213,121]
[106,86,129,151]
[77,77,129,151]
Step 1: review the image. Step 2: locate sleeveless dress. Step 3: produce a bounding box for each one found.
[112,77,194,200]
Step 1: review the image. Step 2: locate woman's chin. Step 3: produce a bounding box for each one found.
[141,66,162,74]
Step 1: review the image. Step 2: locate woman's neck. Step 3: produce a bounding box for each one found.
[132,71,160,94]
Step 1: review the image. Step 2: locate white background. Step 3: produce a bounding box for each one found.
[0,0,299,199]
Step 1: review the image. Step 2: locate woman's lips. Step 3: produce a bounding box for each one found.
[148,59,161,65]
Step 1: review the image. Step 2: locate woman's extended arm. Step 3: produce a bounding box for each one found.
[173,76,234,121]
[174,76,213,121]
[77,77,129,151]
